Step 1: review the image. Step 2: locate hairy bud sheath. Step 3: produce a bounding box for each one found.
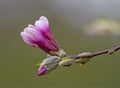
[38,55,61,76]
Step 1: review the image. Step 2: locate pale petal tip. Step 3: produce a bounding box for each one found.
[39,16,48,20]
[39,16,49,25]
[35,16,49,31]
[28,24,34,28]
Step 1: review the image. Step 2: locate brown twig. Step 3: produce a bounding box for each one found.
[72,45,120,59]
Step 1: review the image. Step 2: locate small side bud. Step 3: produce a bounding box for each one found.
[75,58,90,65]
[59,57,74,67]
[75,52,91,65]
[77,52,91,58]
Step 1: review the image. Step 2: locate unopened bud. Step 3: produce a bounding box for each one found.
[59,57,74,67]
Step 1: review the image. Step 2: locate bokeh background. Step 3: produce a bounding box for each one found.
[1,0,120,88]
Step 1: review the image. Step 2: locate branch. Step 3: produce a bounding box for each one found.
[72,45,120,59]
[37,45,120,74]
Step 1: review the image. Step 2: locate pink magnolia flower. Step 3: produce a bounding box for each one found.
[20,16,59,55]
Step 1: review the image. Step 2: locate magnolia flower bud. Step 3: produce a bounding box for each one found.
[20,16,59,55]
[38,55,61,76]
[74,52,91,65]
[59,57,74,67]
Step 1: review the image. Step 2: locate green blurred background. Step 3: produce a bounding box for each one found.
[1,0,120,88]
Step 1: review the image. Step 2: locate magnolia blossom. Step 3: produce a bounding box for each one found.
[20,16,59,55]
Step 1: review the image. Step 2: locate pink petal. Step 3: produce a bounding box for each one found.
[38,66,47,76]
[35,16,50,32]
[20,32,37,47]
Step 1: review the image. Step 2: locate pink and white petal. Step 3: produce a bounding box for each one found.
[39,16,49,25]
[23,27,42,41]
[35,16,50,32]
[28,24,35,28]
[43,32,59,49]
[38,39,58,53]
[20,32,37,47]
